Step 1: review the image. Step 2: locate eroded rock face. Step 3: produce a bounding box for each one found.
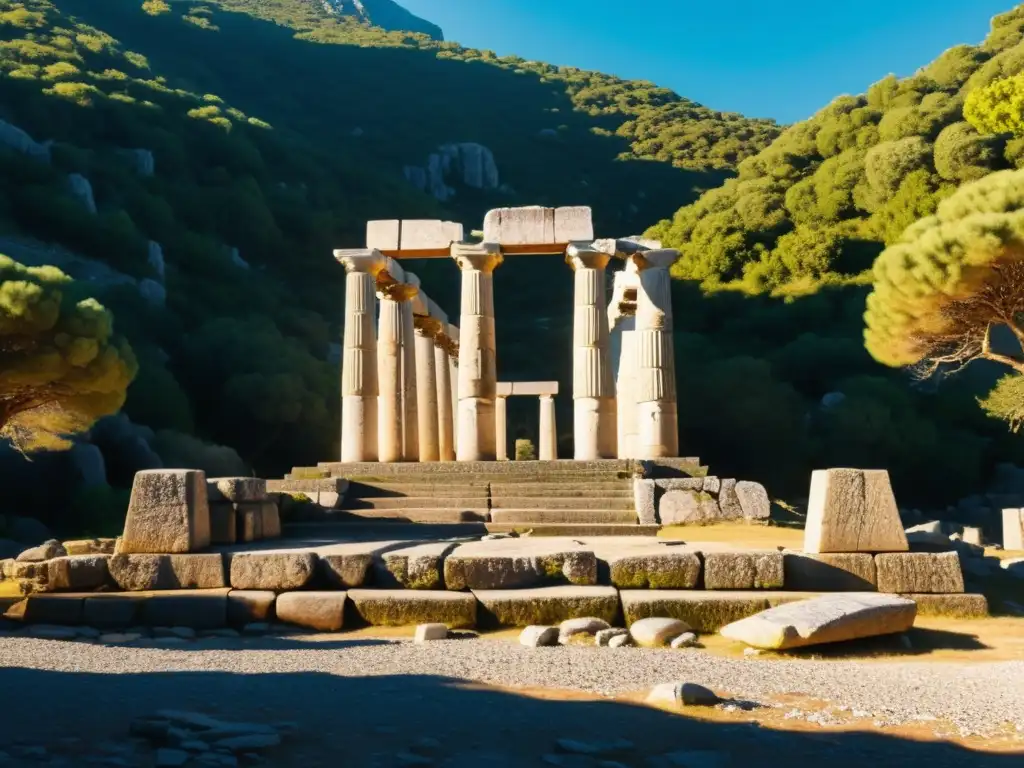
[67,173,97,214]
[720,593,917,650]
[0,119,50,162]
[803,469,909,554]
[119,470,211,555]
[403,142,499,201]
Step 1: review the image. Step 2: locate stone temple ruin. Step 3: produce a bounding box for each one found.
[0,207,1002,649]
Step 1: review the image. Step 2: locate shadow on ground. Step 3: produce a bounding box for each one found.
[0,664,1018,767]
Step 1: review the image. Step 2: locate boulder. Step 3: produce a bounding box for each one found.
[703,551,783,590]
[229,552,317,591]
[16,539,66,562]
[558,616,611,644]
[226,590,277,625]
[720,593,917,650]
[109,554,226,591]
[629,617,689,648]
[276,592,346,632]
[595,627,629,646]
[803,469,908,554]
[875,552,965,594]
[659,490,722,525]
[734,482,770,521]
[717,479,744,518]
[120,470,211,555]
[519,625,559,647]
[782,552,877,591]
[47,555,111,591]
[207,478,266,503]
[646,682,720,708]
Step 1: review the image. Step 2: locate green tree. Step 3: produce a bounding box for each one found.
[864,168,1024,389]
[0,255,137,450]
[965,72,1024,136]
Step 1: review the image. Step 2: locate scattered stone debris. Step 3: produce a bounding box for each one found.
[646,682,721,708]
[414,623,448,643]
[557,617,610,645]
[519,625,559,647]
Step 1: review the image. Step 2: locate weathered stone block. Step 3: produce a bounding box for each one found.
[209,502,236,545]
[703,551,783,590]
[47,555,111,591]
[473,586,619,628]
[1003,508,1024,550]
[83,595,142,628]
[207,478,266,503]
[554,206,594,242]
[347,589,476,628]
[718,480,744,519]
[378,541,458,590]
[16,539,65,562]
[229,552,317,591]
[904,593,988,618]
[735,481,770,520]
[659,490,722,525]
[276,592,347,632]
[62,538,116,556]
[606,551,701,589]
[366,219,400,250]
[120,470,211,554]
[482,206,555,245]
[260,502,281,539]
[875,552,964,594]
[721,593,917,650]
[3,594,84,625]
[804,469,908,554]
[227,590,277,625]
[444,541,597,590]
[634,480,656,525]
[783,552,877,591]
[319,541,409,588]
[654,478,704,492]
[629,617,690,647]
[138,589,229,629]
[108,554,226,591]
[400,219,464,250]
[235,503,263,542]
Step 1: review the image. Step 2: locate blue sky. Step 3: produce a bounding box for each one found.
[399,0,1016,123]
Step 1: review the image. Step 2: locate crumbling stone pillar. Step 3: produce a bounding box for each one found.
[633,249,681,458]
[447,324,460,456]
[567,244,615,460]
[335,249,386,462]
[608,265,640,459]
[377,282,418,463]
[414,316,442,462]
[451,242,503,461]
[539,394,557,461]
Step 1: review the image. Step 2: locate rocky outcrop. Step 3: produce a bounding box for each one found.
[67,174,97,214]
[117,148,155,177]
[0,119,50,162]
[321,0,443,40]
[404,142,499,201]
[147,241,165,282]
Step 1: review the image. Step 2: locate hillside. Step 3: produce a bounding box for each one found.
[320,0,443,40]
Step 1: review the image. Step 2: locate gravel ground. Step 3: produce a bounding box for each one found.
[1,634,1023,744]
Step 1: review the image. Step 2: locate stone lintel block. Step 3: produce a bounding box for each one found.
[473,586,619,629]
[137,589,230,629]
[347,589,476,628]
[209,502,237,545]
[1003,508,1024,551]
[483,206,555,245]
[366,219,400,250]
[620,590,818,633]
[782,552,877,591]
[378,541,459,590]
[703,551,784,590]
[47,555,112,591]
[875,552,965,594]
[555,206,594,243]
[227,590,277,625]
[108,554,226,591]
[120,469,211,554]
[207,478,266,503]
[634,479,656,525]
[903,593,988,618]
[400,220,464,250]
[804,469,908,554]
[496,382,513,397]
[276,591,347,632]
[606,551,701,589]
[509,381,559,397]
[3,594,84,625]
[229,552,317,591]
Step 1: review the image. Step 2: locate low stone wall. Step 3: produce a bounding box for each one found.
[634,477,770,525]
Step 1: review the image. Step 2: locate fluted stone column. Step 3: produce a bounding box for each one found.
[613,316,638,458]
[377,283,418,463]
[414,316,442,462]
[335,249,386,462]
[401,274,420,462]
[434,332,455,462]
[452,243,503,461]
[495,395,508,461]
[447,325,459,455]
[539,395,557,461]
[567,244,616,460]
[634,249,681,458]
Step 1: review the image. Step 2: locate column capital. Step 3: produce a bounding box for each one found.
[451,241,504,273]
[334,248,387,276]
[414,315,444,337]
[376,282,419,302]
[631,249,680,271]
[565,243,611,272]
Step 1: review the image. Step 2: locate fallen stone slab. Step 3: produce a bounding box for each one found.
[227,590,277,625]
[276,591,347,632]
[803,469,908,554]
[318,541,412,588]
[109,554,226,591]
[229,551,317,591]
[782,552,877,591]
[875,552,965,594]
[378,541,460,590]
[720,593,917,650]
[904,593,988,618]
[347,589,476,628]
[630,617,690,647]
[3,594,84,625]
[120,469,211,554]
[473,586,619,628]
[207,477,267,503]
[603,549,701,589]
[620,590,818,633]
[47,555,111,591]
[703,551,783,590]
[444,539,597,590]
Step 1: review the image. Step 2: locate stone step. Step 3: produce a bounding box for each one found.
[343,497,491,511]
[485,523,658,537]
[489,485,632,496]
[346,589,477,628]
[473,586,621,628]
[284,521,488,538]
[489,509,638,524]
[347,482,490,498]
[323,509,489,524]
[490,496,635,511]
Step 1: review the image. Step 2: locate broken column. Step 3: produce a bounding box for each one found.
[452,242,503,461]
[495,383,512,461]
[567,243,615,460]
[434,328,456,462]
[633,249,681,459]
[334,249,386,462]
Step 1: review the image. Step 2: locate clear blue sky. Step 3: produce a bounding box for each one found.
[399,0,1017,123]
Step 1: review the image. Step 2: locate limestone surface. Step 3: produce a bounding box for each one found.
[1003,508,1024,551]
[734,481,770,520]
[474,586,619,628]
[782,552,877,591]
[605,550,701,589]
[318,541,411,588]
[519,625,559,647]
[633,480,656,525]
[229,552,317,591]
[906,593,988,618]
[120,470,211,555]
[413,623,449,642]
[720,593,917,650]
[378,541,459,590]
[62,539,116,556]
[443,540,597,590]
[703,551,784,590]
[629,617,690,647]
[46,555,111,591]
[803,469,908,554]
[875,552,965,594]
[107,554,225,591]
[276,592,347,632]
[347,589,476,628]
[226,590,277,625]
[16,539,66,562]
[207,478,267,503]
[659,490,721,525]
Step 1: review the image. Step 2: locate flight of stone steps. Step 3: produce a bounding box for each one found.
[270,459,704,536]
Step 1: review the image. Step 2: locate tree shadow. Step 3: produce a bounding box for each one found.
[0,665,1018,767]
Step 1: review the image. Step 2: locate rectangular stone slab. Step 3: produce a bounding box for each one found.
[703,551,784,590]
[444,539,597,590]
[483,206,556,245]
[473,586,619,628]
[317,541,413,588]
[1003,508,1024,550]
[377,541,461,590]
[108,554,226,591]
[119,469,211,554]
[207,478,266,503]
[783,552,877,591]
[721,593,917,650]
[47,555,111,591]
[554,206,594,242]
[347,589,476,628]
[276,591,347,632]
[875,552,965,594]
[366,219,400,250]
[903,593,988,618]
[399,220,464,250]
[803,469,909,554]
[621,590,788,632]
[227,590,277,625]
[228,551,317,590]
[585,540,701,589]
[137,589,229,629]
[3,594,84,625]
